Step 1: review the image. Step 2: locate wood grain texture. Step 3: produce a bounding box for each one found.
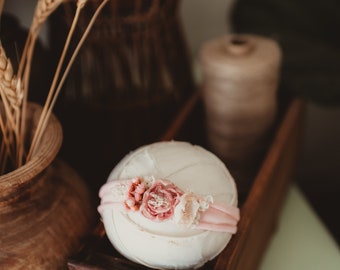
[0,103,96,269]
[215,98,305,270]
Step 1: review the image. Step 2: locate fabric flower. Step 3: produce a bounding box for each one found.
[124,177,146,211]
[174,194,213,227]
[141,179,183,221]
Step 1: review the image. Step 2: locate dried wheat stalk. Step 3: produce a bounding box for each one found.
[0,45,23,170]
[18,0,66,83]
[0,47,22,112]
[27,0,110,160]
[0,0,109,172]
[17,0,67,165]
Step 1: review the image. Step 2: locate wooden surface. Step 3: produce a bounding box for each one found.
[215,97,305,270]
[66,94,305,270]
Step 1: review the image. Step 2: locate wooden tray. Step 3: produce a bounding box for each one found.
[67,92,305,270]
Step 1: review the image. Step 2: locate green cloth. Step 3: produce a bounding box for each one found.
[260,184,340,270]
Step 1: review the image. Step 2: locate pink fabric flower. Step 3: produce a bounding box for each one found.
[124,177,146,211]
[141,180,183,221]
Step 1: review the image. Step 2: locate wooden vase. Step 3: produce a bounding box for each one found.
[0,103,96,269]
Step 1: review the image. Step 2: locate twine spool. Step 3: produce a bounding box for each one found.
[199,34,282,193]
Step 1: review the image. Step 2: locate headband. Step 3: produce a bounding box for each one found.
[98,176,240,233]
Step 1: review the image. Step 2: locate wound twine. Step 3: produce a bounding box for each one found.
[199,34,282,193]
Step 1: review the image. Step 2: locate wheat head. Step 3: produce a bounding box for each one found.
[31,0,66,33]
[0,46,22,111]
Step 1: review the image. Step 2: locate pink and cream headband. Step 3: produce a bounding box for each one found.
[98,176,240,234]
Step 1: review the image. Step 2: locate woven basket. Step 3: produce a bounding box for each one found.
[48,0,195,192]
